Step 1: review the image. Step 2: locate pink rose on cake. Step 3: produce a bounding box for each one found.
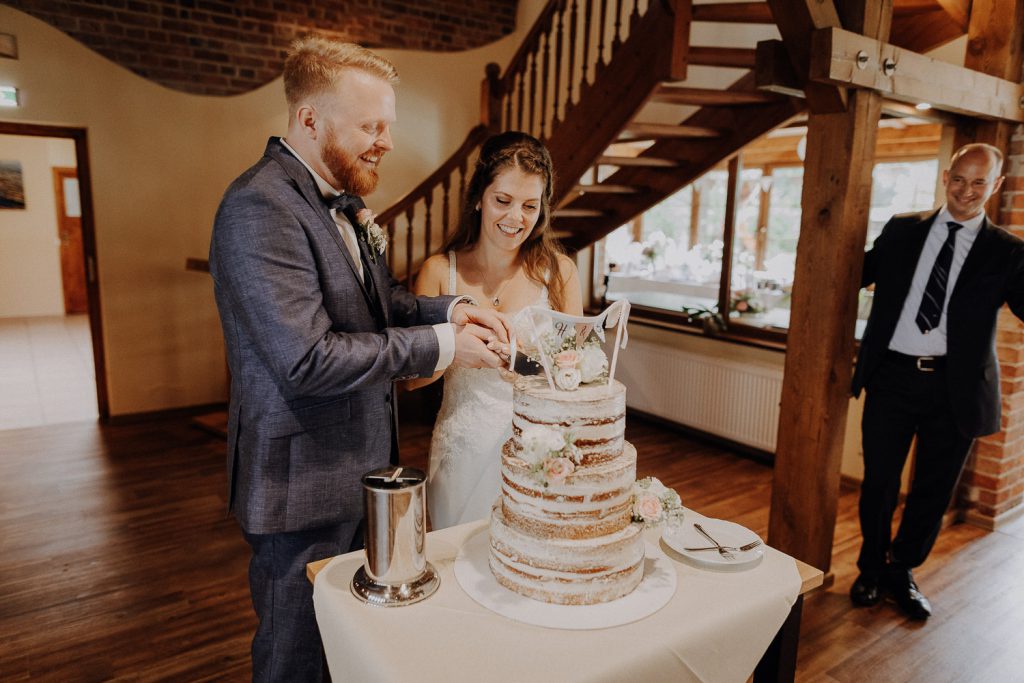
[544,457,575,483]
[631,476,685,527]
[554,349,580,368]
[633,492,663,523]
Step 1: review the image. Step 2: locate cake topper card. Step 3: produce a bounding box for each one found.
[509,300,631,391]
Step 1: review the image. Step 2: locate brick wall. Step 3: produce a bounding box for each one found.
[7,0,518,96]
[962,125,1024,529]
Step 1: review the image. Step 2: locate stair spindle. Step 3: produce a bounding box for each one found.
[528,46,537,135]
[612,0,623,51]
[540,26,550,140]
[423,193,433,262]
[386,220,395,271]
[516,69,525,131]
[404,207,414,287]
[630,0,640,30]
[597,0,607,70]
[566,0,578,114]
[441,176,451,241]
[581,0,593,87]
[553,0,565,128]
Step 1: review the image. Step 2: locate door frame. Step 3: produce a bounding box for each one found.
[0,121,109,420]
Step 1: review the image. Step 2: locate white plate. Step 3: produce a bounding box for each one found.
[661,517,764,572]
[454,528,677,630]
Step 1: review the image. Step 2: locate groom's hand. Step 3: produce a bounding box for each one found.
[452,303,510,344]
[453,323,504,368]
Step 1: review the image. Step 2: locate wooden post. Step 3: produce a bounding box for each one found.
[481,62,503,133]
[951,0,1024,224]
[767,0,892,571]
[718,155,742,319]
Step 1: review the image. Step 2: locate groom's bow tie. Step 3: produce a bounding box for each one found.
[326,193,365,225]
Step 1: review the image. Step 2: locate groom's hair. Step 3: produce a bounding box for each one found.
[283,36,399,115]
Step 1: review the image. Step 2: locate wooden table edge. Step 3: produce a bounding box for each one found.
[308,553,825,596]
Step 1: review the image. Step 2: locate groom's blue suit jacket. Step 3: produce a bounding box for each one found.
[210,137,456,534]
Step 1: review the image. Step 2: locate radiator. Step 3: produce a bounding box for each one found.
[615,338,783,452]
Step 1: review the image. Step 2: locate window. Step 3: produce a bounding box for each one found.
[595,127,940,344]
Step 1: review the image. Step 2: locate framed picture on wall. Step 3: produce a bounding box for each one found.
[0,160,26,209]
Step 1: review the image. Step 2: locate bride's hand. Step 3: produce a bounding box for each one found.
[498,368,517,383]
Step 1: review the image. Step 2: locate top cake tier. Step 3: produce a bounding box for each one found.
[512,377,626,465]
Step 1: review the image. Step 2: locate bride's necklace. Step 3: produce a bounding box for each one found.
[485,269,518,308]
[489,277,512,307]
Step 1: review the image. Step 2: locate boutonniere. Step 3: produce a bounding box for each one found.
[354,208,387,264]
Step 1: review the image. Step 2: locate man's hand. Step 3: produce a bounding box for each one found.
[453,323,505,368]
[452,303,510,344]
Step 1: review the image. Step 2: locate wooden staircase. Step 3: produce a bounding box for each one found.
[376,0,968,280]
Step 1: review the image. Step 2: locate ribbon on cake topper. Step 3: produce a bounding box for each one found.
[507,300,631,391]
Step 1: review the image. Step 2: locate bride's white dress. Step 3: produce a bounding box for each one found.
[427,252,550,530]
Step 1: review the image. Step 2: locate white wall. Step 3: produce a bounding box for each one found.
[0,134,76,317]
[0,3,543,415]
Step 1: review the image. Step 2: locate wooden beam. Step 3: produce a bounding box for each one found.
[768,0,891,574]
[756,39,807,99]
[620,122,723,139]
[952,0,1024,223]
[765,0,848,113]
[692,2,774,23]
[553,208,605,218]
[652,85,783,106]
[688,46,758,69]
[810,26,1024,122]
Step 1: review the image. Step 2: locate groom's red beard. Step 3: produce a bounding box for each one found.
[321,132,380,196]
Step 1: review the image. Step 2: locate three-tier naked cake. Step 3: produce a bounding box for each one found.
[488,375,645,605]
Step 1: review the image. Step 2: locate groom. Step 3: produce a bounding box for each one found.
[210,36,508,681]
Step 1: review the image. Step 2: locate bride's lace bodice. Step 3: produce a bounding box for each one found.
[426,251,550,529]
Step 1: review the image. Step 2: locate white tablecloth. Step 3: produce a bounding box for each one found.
[313,516,801,682]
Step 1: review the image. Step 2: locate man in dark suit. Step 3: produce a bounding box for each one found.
[850,143,1024,620]
[209,37,508,681]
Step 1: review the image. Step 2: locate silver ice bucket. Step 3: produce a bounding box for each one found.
[350,466,439,606]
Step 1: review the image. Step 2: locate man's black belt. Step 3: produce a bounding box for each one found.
[885,350,946,372]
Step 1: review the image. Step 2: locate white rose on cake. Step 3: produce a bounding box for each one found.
[520,425,566,464]
[554,366,582,391]
[578,344,609,383]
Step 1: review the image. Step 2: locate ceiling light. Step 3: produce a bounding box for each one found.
[914,102,932,111]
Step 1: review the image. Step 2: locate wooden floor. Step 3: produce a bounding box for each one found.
[1,413,1022,681]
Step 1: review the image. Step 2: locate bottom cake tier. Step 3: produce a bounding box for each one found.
[488,503,645,605]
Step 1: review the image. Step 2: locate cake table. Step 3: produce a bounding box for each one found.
[309,515,823,682]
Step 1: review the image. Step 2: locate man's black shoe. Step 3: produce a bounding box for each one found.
[850,573,882,607]
[885,567,932,620]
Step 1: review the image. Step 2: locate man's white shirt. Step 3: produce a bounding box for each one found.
[888,206,983,357]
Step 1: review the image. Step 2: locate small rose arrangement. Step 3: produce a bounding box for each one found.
[631,477,685,528]
[520,424,582,486]
[730,290,764,315]
[538,332,609,392]
[354,208,387,263]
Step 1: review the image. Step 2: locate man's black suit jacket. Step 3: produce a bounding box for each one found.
[852,209,1024,438]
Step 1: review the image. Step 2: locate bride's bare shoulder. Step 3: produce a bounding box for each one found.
[414,253,450,296]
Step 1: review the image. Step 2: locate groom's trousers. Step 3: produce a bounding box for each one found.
[244,519,365,682]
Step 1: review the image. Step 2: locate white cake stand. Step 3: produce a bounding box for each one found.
[454,528,677,630]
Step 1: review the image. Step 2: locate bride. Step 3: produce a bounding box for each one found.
[409,132,583,530]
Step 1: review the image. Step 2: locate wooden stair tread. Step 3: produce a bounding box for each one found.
[571,183,641,194]
[621,122,723,140]
[597,155,679,168]
[692,2,774,24]
[689,46,757,69]
[652,85,783,106]
[553,208,606,218]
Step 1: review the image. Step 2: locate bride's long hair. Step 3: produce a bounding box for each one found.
[442,131,568,311]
